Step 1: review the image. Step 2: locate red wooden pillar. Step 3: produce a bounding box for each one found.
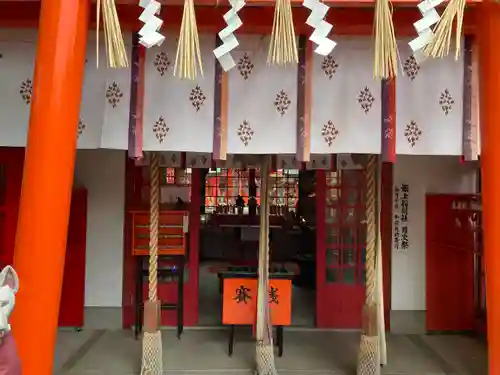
[10,0,89,374]
[478,2,500,374]
[188,169,201,324]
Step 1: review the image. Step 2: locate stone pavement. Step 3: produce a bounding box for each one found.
[53,328,487,375]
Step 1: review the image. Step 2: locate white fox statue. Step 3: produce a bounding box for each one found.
[0,266,21,375]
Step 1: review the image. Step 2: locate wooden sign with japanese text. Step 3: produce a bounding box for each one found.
[222,278,292,326]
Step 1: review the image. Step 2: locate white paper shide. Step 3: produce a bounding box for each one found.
[408,0,444,62]
[138,0,166,48]
[213,0,246,71]
[303,0,336,56]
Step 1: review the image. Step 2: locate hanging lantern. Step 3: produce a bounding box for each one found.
[303,0,336,56]
[96,0,129,68]
[213,0,246,72]
[174,0,204,80]
[138,0,166,48]
[267,0,299,66]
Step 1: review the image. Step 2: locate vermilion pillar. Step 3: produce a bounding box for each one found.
[10,0,89,374]
[478,2,500,374]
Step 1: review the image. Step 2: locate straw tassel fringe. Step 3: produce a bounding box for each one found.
[174,0,204,80]
[423,0,466,60]
[268,0,298,66]
[373,0,398,79]
[96,0,128,68]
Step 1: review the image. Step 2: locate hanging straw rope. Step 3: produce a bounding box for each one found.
[357,155,380,375]
[256,157,279,375]
[140,152,163,375]
[267,0,298,66]
[96,0,128,68]
[423,0,466,59]
[174,0,204,79]
[373,0,398,79]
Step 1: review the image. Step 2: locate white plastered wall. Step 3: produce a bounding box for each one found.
[391,155,477,311]
[74,149,125,307]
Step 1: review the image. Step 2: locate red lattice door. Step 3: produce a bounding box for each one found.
[316,169,366,328]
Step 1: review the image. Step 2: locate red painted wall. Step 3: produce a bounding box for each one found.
[0,148,87,328]
[59,188,87,327]
[426,194,475,332]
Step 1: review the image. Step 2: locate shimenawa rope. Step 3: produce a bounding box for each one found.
[356,155,380,375]
[140,152,163,375]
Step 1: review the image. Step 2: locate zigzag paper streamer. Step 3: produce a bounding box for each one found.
[303,0,336,56]
[213,0,246,72]
[138,0,165,48]
[408,0,445,62]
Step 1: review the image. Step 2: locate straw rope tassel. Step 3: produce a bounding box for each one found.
[423,0,466,60]
[256,157,279,375]
[96,0,128,68]
[356,155,380,375]
[268,0,298,66]
[140,152,163,375]
[174,0,204,80]
[373,0,398,79]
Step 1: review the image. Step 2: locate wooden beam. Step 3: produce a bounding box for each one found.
[0,2,479,35]
[0,0,483,4]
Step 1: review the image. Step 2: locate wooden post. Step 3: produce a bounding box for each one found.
[478,2,500,374]
[10,0,89,374]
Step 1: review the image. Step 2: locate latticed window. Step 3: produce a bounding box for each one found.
[205,168,250,213]
[140,167,192,205]
[255,169,299,214]
[204,168,299,215]
[141,167,191,186]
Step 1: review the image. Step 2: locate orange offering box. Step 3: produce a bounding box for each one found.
[219,267,293,326]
